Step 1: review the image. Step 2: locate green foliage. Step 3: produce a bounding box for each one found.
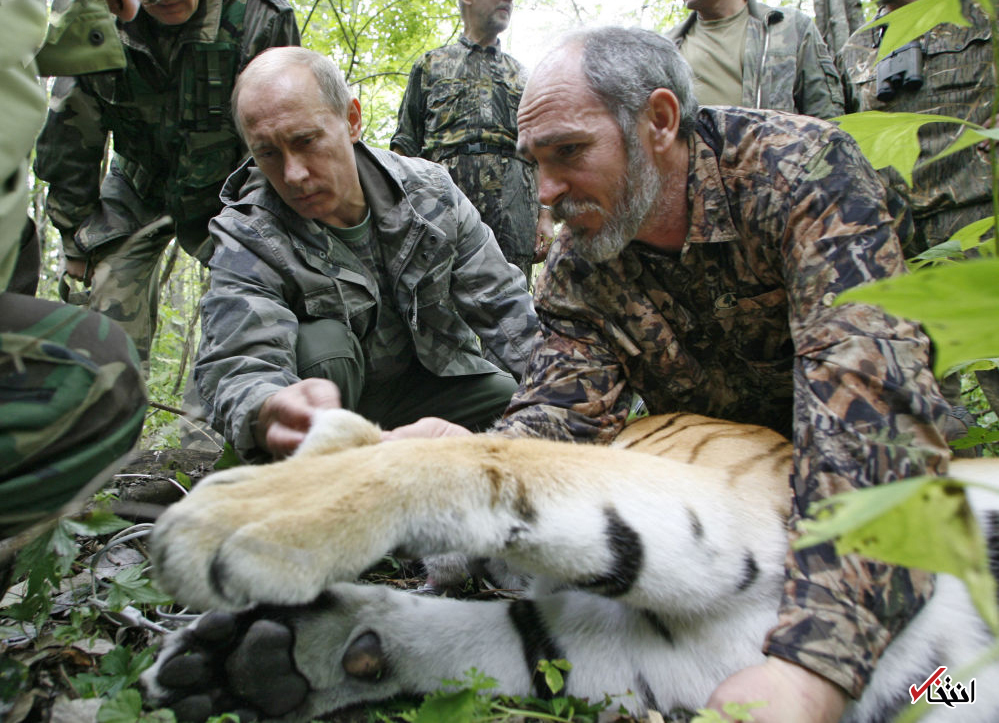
[291,0,460,146]
[835,258,999,376]
[4,509,131,628]
[97,689,176,723]
[795,476,999,633]
[691,700,766,722]
[105,566,174,612]
[862,0,970,61]
[213,443,242,471]
[70,645,156,699]
[375,666,612,722]
[538,658,572,695]
[833,111,979,187]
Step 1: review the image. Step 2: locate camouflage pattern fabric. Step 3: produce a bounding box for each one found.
[495,107,951,698]
[669,0,844,118]
[196,143,538,461]
[0,294,147,537]
[839,0,993,252]
[35,0,127,77]
[0,0,49,292]
[32,0,300,362]
[391,37,538,267]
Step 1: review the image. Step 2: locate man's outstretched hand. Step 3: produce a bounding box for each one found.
[255,379,342,458]
[706,657,847,722]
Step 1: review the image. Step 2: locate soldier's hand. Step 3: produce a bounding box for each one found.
[255,379,343,458]
[63,257,92,283]
[106,0,140,21]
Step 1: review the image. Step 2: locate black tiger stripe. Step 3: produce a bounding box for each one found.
[736,551,759,592]
[617,414,685,449]
[686,506,704,540]
[574,506,643,597]
[508,599,566,700]
[987,511,999,606]
[634,672,662,714]
[642,609,674,645]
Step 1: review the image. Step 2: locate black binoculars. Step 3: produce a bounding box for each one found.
[875,40,924,101]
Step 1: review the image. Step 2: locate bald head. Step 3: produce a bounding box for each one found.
[232,47,353,141]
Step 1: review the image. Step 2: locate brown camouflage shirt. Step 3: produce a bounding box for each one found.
[839,0,994,251]
[495,107,952,698]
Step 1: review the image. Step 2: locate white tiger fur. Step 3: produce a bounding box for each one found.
[144,409,999,721]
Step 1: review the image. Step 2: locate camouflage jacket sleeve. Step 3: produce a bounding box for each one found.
[33,75,109,254]
[240,0,301,66]
[444,176,538,379]
[390,59,426,157]
[754,131,948,698]
[742,3,844,118]
[196,213,304,463]
[492,246,632,442]
[791,11,845,119]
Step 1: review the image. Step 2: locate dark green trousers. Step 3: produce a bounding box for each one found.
[296,318,516,432]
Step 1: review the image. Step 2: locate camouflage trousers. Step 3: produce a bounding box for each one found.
[296,318,516,432]
[438,152,538,281]
[68,164,214,369]
[0,293,147,537]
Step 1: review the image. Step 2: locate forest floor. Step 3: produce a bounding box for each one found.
[1,448,654,723]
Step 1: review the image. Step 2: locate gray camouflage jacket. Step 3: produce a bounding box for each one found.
[197,142,538,460]
[669,0,844,118]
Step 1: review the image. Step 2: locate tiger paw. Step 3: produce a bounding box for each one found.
[143,609,310,722]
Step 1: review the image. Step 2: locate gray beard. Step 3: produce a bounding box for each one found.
[554,136,664,264]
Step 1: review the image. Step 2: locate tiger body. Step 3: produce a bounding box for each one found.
[144,410,999,721]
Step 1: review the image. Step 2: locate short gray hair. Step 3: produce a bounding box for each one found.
[232,47,353,140]
[567,27,698,140]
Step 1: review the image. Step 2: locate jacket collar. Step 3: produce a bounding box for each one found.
[670,0,781,41]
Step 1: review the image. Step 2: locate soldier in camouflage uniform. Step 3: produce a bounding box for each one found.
[197,47,538,462]
[391,0,553,281]
[33,0,300,368]
[1,0,146,540]
[840,0,999,423]
[668,0,844,118]
[493,28,952,720]
[840,0,992,254]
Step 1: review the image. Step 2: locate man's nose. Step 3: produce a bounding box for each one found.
[537,166,568,208]
[283,154,308,185]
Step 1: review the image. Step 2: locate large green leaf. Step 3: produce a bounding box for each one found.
[795,476,999,634]
[833,111,973,186]
[865,0,970,60]
[835,258,999,376]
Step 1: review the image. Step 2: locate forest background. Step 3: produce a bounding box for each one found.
[27,0,723,449]
[4,0,999,722]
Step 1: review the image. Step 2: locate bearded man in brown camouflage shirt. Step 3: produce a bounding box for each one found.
[402,26,954,722]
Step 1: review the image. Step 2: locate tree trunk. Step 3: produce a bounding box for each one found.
[813,0,867,56]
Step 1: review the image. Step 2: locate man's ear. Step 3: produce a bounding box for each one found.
[347,98,363,143]
[645,88,681,154]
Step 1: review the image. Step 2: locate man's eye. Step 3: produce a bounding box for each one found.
[556,144,579,159]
